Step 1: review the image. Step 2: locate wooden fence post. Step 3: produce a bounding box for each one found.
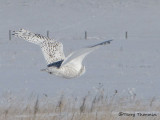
[125,31,128,39]
[85,31,87,40]
[47,30,49,38]
[9,30,12,40]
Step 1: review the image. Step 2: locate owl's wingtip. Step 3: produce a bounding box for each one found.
[105,39,113,44]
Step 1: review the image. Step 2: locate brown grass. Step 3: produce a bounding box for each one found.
[0,91,160,120]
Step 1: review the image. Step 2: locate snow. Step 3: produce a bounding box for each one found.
[0,0,160,99]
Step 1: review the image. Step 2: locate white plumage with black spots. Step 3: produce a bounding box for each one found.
[13,29,112,79]
[13,29,65,64]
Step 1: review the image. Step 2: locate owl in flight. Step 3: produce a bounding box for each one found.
[13,29,112,79]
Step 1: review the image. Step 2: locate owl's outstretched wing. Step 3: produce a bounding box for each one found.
[13,29,65,65]
[63,40,112,70]
[41,40,65,65]
[13,29,50,45]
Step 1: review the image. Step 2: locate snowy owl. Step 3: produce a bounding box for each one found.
[13,29,112,79]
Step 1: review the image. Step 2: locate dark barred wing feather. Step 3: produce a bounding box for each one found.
[13,29,65,64]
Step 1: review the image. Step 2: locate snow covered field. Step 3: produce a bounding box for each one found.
[0,0,160,100]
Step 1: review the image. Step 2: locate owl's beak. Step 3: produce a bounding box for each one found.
[41,68,47,71]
